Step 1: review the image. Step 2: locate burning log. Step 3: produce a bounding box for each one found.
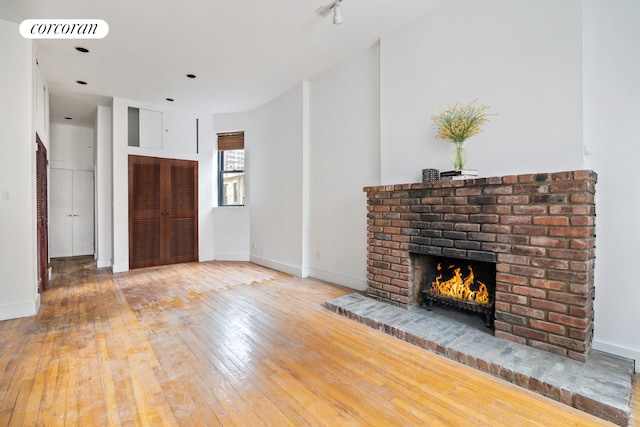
[431,263,490,306]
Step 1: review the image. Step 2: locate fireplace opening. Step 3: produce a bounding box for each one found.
[411,253,496,328]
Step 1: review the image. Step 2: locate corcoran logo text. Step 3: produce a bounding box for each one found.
[20,19,109,39]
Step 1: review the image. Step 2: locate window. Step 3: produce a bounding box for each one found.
[217,131,245,206]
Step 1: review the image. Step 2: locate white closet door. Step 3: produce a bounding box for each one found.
[49,169,73,257]
[49,168,95,258]
[72,170,94,256]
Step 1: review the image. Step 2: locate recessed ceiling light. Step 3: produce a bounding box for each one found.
[166,98,174,102]
[76,80,87,85]
[186,74,196,79]
[75,47,89,53]
[64,117,72,120]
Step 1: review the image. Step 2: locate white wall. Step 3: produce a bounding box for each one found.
[197,113,215,263]
[213,207,250,261]
[380,0,584,184]
[95,106,113,268]
[245,46,382,289]
[307,44,381,290]
[111,98,214,272]
[213,113,250,261]
[583,0,640,370]
[0,19,40,320]
[244,46,382,290]
[34,60,49,143]
[248,84,307,276]
[50,123,94,171]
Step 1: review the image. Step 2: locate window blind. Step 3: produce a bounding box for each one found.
[217,131,244,151]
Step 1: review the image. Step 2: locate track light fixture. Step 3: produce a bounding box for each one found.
[332,1,343,25]
[315,0,345,25]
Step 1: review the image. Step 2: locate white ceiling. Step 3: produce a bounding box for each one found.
[0,0,443,126]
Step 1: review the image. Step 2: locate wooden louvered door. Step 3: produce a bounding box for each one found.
[129,155,198,269]
[129,156,162,268]
[36,134,48,292]
[166,159,198,264]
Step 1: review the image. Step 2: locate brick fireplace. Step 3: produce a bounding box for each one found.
[364,170,596,362]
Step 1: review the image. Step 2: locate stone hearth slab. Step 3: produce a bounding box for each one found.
[324,293,635,426]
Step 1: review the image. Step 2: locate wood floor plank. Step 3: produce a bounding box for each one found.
[21,371,45,425]
[6,379,32,427]
[0,258,634,426]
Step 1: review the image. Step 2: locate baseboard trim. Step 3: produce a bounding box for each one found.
[592,339,639,373]
[214,252,251,262]
[112,263,128,273]
[97,258,112,268]
[0,298,39,322]
[308,267,367,291]
[249,255,303,277]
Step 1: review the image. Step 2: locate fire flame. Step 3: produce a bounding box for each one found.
[431,263,490,305]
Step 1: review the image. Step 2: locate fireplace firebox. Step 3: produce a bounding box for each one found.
[413,254,496,328]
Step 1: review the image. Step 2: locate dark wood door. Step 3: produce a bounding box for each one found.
[129,155,163,269]
[36,134,48,291]
[128,155,198,269]
[166,159,198,265]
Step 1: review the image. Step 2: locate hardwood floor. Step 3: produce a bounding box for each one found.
[635,376,640,427]
[0,258,636,426]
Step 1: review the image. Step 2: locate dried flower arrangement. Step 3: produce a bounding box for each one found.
[431,99,494,143]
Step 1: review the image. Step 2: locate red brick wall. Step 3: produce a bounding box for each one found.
[364,170,596,362]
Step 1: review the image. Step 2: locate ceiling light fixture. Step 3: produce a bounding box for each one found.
[332,1,343,25]
[315,0,345,25]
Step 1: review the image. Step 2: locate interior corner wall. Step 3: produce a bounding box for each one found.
[212,112,250,261]
[248,84,305,276]
[197,113,215,262]
[307,44,381,290]
[0,19,39,320]
[111,98,128,272]
[380,0,584,185]
[583,0,640,371]
[96,106,113,268]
